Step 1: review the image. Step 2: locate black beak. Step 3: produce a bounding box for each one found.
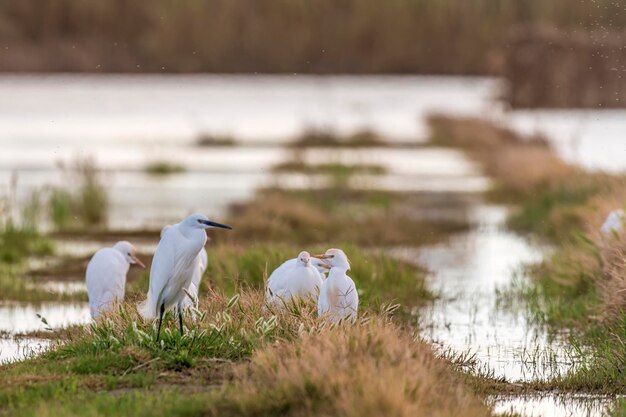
[201,219,233,230]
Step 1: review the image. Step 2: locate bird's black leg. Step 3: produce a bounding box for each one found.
[178,304,184,336]
[156,303,165,342]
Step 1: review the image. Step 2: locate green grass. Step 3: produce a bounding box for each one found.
[0,299,490,417]
[125,243,432,312]
[290,129,389,148]
[144,161,186,176]
[507,182,599,240]
[0,225,54,265]
[272,161,387,176]
[195,134,237,147]
[48,157,109,230]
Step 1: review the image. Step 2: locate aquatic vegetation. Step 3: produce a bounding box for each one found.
[223,188,467,246]
[48,157,109,230]
[0,183,54,265]
[272,161,387,176]
[428,115,576,199]
[144,161,186,176]
[195,134,237,147]
[290,128,389,148]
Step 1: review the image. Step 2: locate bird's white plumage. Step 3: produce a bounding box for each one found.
[182,247,208,310]
[138,216,208,320]
[266,251,324,306]
[316,249,359,322]
[86,242,134,319]
[601,209,625,239]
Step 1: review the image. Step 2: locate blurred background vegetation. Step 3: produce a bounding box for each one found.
[0,0,621,74]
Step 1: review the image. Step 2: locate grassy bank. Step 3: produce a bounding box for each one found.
[428,114,626,392]
[0,289,491,416]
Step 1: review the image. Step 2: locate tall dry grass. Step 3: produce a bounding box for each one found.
[428,115,576,196]
[0,0,623,74]
[216,317,491,417]
[504,25,626,108]
[596,239,626,322]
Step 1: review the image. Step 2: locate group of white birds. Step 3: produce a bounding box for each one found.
[86,213,359,341]
[266,248,358,322]
[85,208,624,341]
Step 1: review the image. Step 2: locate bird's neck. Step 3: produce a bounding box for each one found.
[329,267,349,278]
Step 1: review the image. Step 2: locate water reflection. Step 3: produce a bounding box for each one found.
[0,302,90,333]
[491,394,619,417]
[0,337,50,364]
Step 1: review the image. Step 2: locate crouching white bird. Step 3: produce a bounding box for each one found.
[138,214,231,340]
[181,247,208,314]
[601,209,625,241]
[266,251,324,306]
[86,241,145,319]
[314,248,358,322]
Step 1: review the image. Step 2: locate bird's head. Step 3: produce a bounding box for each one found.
[313,248,349,270]
[311,257,331,274]
[297,250,311,266]
[184,214,233,231]
[113,241,145,268]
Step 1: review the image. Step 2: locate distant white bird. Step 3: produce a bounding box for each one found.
[315,248,359,322]
[181,247,208,313]
[266,251,324,306]
[600,209,625,240]
[267,255,327,283]
[86,241,145,319]
[138,214,231,340]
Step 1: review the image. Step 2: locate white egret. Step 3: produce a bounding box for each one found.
[138,214,231,340]
[266,251,324,306]
[601,209,625,240]
[314,248,359,322]
[86,241,145,319]
[267,255,327,283]
[182,247,209,313]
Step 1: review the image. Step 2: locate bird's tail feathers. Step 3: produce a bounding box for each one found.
[137,293,156,320]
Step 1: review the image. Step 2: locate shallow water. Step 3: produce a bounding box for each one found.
[0,337,51,364]
[0,146,489,229]
[491,393,619,417]
[390,202,618,415]
[1,74,624,229]
[0,74,623,414]
[0,302,91,363]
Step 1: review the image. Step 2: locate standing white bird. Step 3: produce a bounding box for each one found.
[266,251,324,306]
[314,248,359,322]
[600,209,625,240]
[181,247,208,312]
[86,241,145,319]
[138,214,231,340]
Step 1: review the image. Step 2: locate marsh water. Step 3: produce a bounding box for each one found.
[1,75,625,415]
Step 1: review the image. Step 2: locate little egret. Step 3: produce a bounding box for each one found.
[314,248,359,322]
[86,241,145,319]
[182,247,208,314]
[266,251,324,306]
[138,214,231,340]
[601,209,625,240]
